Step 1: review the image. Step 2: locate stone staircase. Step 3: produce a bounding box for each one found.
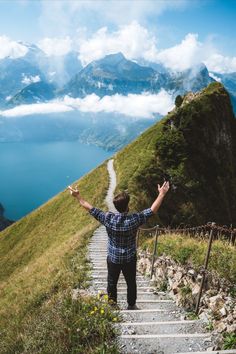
[87,160,235,354]
[88,226,221,354]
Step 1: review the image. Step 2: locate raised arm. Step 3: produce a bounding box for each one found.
[68,185,93,211]
[151,181,169,214]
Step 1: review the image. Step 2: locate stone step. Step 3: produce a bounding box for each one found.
[91,274,148,280]
[119,319,204,335]
[118,300,177,310]
[118,294,171,301]
[119,333,212,354]
[120,308,184,322]
[91,279,151,286]
[95,286,156,292]
[91,280,151,286]
[91,272,146,278]
[90,292,170,301]
[176,351,236,354]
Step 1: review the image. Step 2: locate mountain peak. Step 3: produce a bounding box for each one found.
[95,52,126,66]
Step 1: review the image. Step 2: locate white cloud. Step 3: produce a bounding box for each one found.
[78,21,158,66]
[156,33,214,71]
[209,72,221,82]
[39,0,190,38]
[0,102,73,117]
[22,74,41,85]
[205,54,236,74]
[0,35,28,59]
[0,91,174,119]
[38,36,72,56]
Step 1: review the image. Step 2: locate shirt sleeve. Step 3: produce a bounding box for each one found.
[136,208,154,226]
[89,207,107,225]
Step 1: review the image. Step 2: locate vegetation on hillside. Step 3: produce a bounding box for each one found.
[115,82,236,226]
[139,233,236,286]
[0,162,119,353]
[1,82,236,353]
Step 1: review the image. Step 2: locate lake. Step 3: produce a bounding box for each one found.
[0,141,112,220]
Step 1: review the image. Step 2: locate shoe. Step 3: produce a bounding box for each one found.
[127,304,139,310]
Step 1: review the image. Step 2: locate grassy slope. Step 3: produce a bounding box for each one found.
[114,82,236,286]
[114,82,236,226]
[1,82,236,352]
[0,161,111,352]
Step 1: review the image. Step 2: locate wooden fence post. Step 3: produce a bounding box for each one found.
[150,226,159,279]
[195,222,215,314]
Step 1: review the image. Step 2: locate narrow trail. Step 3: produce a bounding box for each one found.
[87,159,233,354]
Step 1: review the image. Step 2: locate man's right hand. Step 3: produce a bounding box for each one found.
[158,181,170,196]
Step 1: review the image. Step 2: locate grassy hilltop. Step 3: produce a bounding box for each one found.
[0,82,236,353]
[115,82,236,226]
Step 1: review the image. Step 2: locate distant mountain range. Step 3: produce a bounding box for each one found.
[0,43,235,114]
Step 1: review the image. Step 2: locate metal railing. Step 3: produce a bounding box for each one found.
[137,222,235,314]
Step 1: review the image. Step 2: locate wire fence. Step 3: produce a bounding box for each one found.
[137,222,236,314]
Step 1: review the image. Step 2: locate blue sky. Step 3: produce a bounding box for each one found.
[0,0,236,72]
[0,0,235,53]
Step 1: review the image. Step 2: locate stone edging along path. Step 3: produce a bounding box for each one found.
[87,159,235,354]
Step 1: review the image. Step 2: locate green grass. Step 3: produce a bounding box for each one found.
[139,233,236,286]
[223,332,236,350]
[0,161,119,353]
[114,82,236,226]
[1,81,236,353]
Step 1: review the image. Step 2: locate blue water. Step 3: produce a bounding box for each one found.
[0,141,112,220]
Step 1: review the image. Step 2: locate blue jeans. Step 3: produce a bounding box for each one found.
[107,255,137,306]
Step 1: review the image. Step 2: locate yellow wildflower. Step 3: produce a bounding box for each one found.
[112,317,117,322]
[94,306,98,311]
[100,308,105,314]
[90,310,95,315]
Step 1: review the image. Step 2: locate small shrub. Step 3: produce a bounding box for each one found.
[223,332,236,350]
[158,279,168,292]
[186,311,199,320]
[175,95,183,107]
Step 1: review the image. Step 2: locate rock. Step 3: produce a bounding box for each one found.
[209,295,225,312]
[199,312,209,323]
[175,270,183,281]
[219,306,227,317]
[196,274,203,282]
[215,322,227,333]
[226,323,236,333]
[188,269,196,276]
[226,314,234,323]
[192,283,200,298]
[172,281,179,294]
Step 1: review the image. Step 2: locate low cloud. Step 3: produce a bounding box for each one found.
[22,74,41,85]
[0,90,174,119]
[0,102,73,117]
[38,36,72,56]
[205,54,236,74]
[0,35,28,59]
[209,72,222,82]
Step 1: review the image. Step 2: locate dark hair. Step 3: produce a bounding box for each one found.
[113,191,130,213]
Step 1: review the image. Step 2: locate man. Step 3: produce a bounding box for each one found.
[68,181,169,310]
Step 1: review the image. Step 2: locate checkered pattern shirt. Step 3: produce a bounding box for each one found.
[89,207,154,264]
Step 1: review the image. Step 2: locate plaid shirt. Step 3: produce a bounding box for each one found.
[89,207,154,264]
